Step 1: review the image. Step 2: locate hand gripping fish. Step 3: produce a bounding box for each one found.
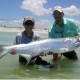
[0,36,80,64]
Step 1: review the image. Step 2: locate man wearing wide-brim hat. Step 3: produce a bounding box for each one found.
[48,7,80,61]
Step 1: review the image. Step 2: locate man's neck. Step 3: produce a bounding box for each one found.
[57,19,64,27]
[24,31,33,38]
[58,22,64,27]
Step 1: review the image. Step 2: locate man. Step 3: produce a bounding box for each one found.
[48,8,80,61]
[10,16,53,68]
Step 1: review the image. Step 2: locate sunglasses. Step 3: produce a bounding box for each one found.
[24,21,34,26]
[25,26,33,29]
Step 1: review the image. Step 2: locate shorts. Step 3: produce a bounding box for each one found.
[34,56,50,65]
[62,51,78,60]
[19,55,51,66]
[19,55,27,64]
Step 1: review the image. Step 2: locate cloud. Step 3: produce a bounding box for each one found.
[0,19,80,29]
[54,5,80,16]
[8,20,23,27]
[21,0,80,16]
[21,0,52,16]
[35,19,51,29]
[0,20,6,27]
[63,5,80,16]
[0,19,23,28]
[0,19,51,29]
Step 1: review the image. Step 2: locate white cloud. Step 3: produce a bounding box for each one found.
[0,19,23,28]
[21,0,80,16]
[63,5,80,16]
[8,19,23,27]
[0,20,6,27]
[0,19,80,29]
[54,5,80,16]
[21,0,52,16]
[35,19,51,29]
[0,19,51,29]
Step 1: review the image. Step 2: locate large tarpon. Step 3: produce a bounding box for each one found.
[0,36,80,64]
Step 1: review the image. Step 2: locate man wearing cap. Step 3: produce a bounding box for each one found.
[10,16,53,68]
[48,8,80,61]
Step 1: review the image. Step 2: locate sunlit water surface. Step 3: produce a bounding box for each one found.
[0,31,80,79]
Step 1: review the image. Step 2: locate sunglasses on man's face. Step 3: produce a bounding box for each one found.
[24,22,34,26]
[25,26,34,29]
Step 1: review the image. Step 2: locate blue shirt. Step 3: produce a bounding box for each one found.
[48,18,80,38]
[14,31,40,44]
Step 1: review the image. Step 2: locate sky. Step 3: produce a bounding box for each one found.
[0,0,80,29]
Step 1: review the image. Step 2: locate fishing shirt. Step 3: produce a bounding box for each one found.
[48,18,80,38]
[14,31,40,44]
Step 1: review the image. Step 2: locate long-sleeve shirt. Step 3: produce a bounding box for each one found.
[48,18,80,38]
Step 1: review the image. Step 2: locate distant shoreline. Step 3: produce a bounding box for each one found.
[0,28,48,34]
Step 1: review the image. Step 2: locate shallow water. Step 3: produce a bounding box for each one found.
[0,31,80,79]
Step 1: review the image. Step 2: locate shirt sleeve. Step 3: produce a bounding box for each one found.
[48,23,55,38]
[69,20,79,36]
[14,34,21,45]
[33,33,41,41]
[67,19,79,36]
[72,21,78,36]
[75,22,80,35]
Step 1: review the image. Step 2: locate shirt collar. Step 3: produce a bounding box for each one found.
[54,18,67,26]
[54,18,67,25]
[63,18,67,25]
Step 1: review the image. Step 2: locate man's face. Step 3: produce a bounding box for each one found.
[53,10,64,23]
[24,21,34,32]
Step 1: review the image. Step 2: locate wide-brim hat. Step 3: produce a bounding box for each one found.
[53,7,63,13]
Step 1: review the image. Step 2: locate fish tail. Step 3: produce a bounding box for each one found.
[0,45,8,59]
[0,45,4,53]
[0,52,8,59]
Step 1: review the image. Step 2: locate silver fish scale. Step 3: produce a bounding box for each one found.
[0,37,80,59]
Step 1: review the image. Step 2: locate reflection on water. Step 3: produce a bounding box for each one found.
[0,52,80,79]
[0,32,80,79]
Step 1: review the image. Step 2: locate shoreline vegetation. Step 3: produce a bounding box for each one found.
[0,27,48,34]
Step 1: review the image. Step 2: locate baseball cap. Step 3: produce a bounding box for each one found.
[53,7,63,13]
[23,16,35,25]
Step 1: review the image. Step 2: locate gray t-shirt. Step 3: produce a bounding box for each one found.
[14,31,40,44]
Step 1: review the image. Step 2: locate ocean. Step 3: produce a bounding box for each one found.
[0,31,80,79]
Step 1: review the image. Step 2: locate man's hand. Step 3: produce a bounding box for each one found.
[10,48,16,55]
[39,51,54,56]
[39,51,46,56]
[47,51,53,55]
[53,53,62,62]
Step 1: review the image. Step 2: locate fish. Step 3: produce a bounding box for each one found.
[0,36,80,64]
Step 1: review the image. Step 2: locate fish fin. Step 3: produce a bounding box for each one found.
[20,54,32,65]
[0,45,9,59]
[59,48,69,53]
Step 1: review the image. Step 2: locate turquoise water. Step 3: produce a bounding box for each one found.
[0,31,80,79]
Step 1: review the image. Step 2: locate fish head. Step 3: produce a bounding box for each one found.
[69,40,80,51]
[74,36,80,48]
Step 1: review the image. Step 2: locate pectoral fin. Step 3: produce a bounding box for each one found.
[59,48,69,53]
[20,54,32,65]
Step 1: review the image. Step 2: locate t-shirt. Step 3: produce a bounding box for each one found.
[14,31,40,44]
[48,18,80,38]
